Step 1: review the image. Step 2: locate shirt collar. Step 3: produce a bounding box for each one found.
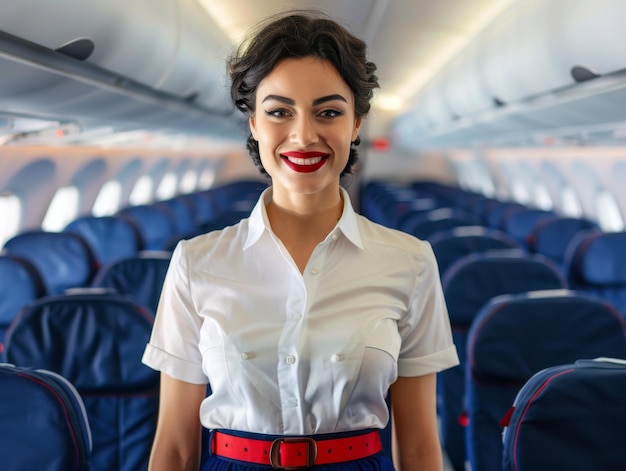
[244,186,364,250]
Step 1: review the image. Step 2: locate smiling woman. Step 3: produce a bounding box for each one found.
[141,9,459,471]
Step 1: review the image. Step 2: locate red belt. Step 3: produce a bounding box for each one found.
[211,429,383,469]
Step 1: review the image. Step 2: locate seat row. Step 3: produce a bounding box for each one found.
[0,179,267,346]
[361,179,626,471]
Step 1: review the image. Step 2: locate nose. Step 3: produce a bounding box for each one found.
[289,114,319,146]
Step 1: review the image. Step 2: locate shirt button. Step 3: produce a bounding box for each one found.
[240,353,249,361]
[311,268,319,275]
[293,313,303,321]
[331,354,341,363]
[331,234,338,241]
[285,398,299,407]
[285,355,296,365]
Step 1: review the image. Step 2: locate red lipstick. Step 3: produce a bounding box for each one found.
[280,151,329,173]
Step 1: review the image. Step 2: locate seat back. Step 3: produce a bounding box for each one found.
[502,358,626,471]
[116,204,178,250]
[439,251,565,471]
[91,251,172,313]
[0,255,44,349]
[0,364,92,471]
[64,215,140,268]
[502,209,556,249]
[400,208,478,240]
[527,217,598,270]
[430,226,520,278]
[3,231,97,296]
[466,291,626,471]
[4,293,159,471]
[565,231,626,316]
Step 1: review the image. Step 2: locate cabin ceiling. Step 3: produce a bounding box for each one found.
[199,0,518,140]
[3,0,626,150]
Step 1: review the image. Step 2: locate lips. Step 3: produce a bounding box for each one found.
[281,151,329,173]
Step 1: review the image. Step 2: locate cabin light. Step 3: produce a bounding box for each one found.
[372,137,391,151]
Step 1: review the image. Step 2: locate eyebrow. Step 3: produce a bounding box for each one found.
[261,94,348,106]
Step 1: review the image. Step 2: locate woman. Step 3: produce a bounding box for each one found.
[142,10,459,471]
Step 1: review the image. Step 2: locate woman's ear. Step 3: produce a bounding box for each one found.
[249,116,258,141]
[352,117,362,142]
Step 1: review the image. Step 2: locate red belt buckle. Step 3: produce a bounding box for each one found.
[269,437,318,469]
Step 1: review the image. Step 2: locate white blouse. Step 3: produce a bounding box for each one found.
[142,187,459,435]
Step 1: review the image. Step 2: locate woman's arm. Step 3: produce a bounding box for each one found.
[390,373,443,471]
[148,372,207,471]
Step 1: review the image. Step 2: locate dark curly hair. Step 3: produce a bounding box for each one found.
[227,10,379,177]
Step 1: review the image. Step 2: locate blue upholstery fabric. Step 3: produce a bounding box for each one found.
[155,196,197,236]
[528,217,598,270]
[439,251,565,471]
[486,202,526,230]
[91,251,172,314]
[502,209,556,248]
[0,364,92,471]
[502,359,626,471]
[4,293,159,471]
[64,215,140,268]
[466,291,626,471]
[399,208,478,240]
[565,231,626,316]
[117,204,178,250]
[3,231,97,296]
[430,227,520,279]
[0,255,43,348]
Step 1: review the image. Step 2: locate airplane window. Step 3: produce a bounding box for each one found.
[129,176,153,206]
[561,186,583,217]
[595,189,625,232]
[0,192,21,247]
[179,169,199,194]
[198,166,217,190]
[511,178,530,204]
[156,172,178,201]
[41,186,79,232]
[92,181,122,216]
[533,183,553,210]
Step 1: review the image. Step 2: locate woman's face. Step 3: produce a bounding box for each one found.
[249,57,362,198]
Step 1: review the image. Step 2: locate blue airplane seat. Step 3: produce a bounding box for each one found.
[502,208,557,249]
[0,255,44,352]
[565,230,626,316]
[0,364,92,471]
[527,216,599,271]
[4,293,159,471]
[154,195,197,236]
[400,208,479,241]
[116,203,178,251]
[64,215,140,269]
[3,231,98,296]
[210,179,268,213]
[430,226,521,279]
[91,251,172,314]
[485,201,526,231]
[502,358,626,471]
[439,251,566,471]
[466,290,626,471]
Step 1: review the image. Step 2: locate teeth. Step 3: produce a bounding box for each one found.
[286,156,323,165]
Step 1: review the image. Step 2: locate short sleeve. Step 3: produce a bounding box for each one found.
[142,240,209,384]
[397,241,459,377]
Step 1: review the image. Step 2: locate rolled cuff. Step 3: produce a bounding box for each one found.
[142,343,209,385]
[397,344,460,377]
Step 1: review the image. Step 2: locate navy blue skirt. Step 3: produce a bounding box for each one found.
[200,429,395,471]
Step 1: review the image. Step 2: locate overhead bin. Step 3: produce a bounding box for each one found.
[394,0,626,148]
[0,0,237,138]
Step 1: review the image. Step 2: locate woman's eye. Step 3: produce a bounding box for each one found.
[265,109,289,118]
[319,109,343,118]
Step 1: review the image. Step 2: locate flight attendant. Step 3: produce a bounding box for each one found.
[143,10,459,471]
